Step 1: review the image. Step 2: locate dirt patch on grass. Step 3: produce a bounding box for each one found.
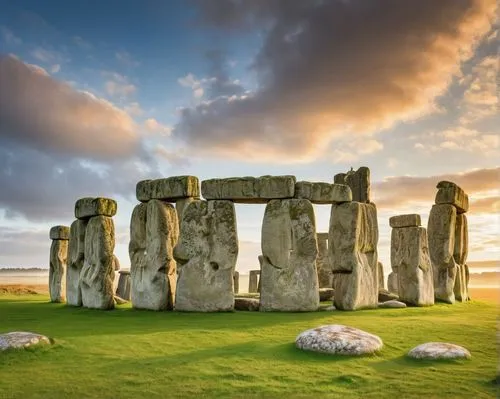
[0,284,48,295]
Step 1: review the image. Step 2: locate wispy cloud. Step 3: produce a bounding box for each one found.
[1,26,22,46]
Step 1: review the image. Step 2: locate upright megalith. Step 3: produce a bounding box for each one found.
[316,233,333,288]
[248,270,260,293]
[66,219,87,306]
[49,225,69,303]
[174,200,238,312]
[329,182,379,310]
[260,199,319,312]
[233,271,240,294]
[390,214,434,306]
[334,167,370,203]
[130,181,181,311]
[428,181,470,303]
[77,197,117,310]
[116,270,131,300]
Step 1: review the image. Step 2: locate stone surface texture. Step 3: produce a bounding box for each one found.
[296,325,383,356]
[391,226,434,306]
[136,177,200,202]
[174,200,238,312]
[234,297,260,311]
[49,239,68,303]
[116,270,131,300]
[260,199,319,312]
[378,289,398,302]
[378,261,384,290]
[329,201,379,310]
[316,232,333,288]
[0,332,52,351]
[75,197,117,219]
[319,288,334,302]
[248,270,260,293]
[389,214,421,229]
[435,181,469,214]
[407,342,471,359]
[453,213,469,302]
[201,175,296,203]
[387,272,398,294]
[49,225,70,240]
[80,215,115,310]
[378,300,407,308]
[335,167,370,203]
[295,182,352,204]
[233,271,239,294]
[131,200,179,311]
[66,219,87,306]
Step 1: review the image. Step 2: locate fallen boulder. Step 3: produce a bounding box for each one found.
[408,342,471,360]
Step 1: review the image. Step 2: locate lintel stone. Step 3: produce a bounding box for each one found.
[295,182,352,204]
[75,197,117,219]
[136,176,200,202]
[389,214,421,229]
[435,181,469,213]
[49,225,70,240]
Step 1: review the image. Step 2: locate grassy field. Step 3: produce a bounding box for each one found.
[0,293,498,399]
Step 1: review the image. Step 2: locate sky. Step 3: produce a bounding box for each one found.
[0,0,498,276]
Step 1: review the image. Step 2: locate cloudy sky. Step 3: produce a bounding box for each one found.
[0,0,498,275]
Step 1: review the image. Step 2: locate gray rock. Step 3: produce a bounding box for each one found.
[378,300,406,308]
[329,202,379,310]
[316,232,333,288]
[428,204,457,303]
[296,325,383,355]
[80,216,115,310]
[391,226,434,306]
[435,181,469,214]
[407,342,471,359]
[176,197,196,226]
[387,272,398,294]
[344,166,371,203]
[66,219,87,306]
[49,225,70,240]
[0,332,53,351]
[201,175,296,203]
[248,269,260,293]
[234,297,260,311]
[453,214,469,302]
[378,261,384,290]
[75,197,117,219]
[233,271,240,294]
[295,182,352,204]
[235,292,260,299]
[150,176,200,201]
[116,270,131,300]
[174,200,238,312]
[333,173,347,184]
[49,239,68,303]
[132,200,179,311]
[378,289,399,302]
[260,199,319,312]
[113,295,128,305]
[389,214,421,228]
[129,203,147,306]
[136,179,152,202]
[319,288,334,302]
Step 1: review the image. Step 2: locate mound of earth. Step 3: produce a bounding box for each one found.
[0,285,48,295]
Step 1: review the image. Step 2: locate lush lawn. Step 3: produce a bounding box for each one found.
[0,294,498,399]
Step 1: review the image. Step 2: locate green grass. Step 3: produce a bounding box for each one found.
[0,295,498,399]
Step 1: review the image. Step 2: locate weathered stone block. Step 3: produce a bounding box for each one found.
[391,226,434,306]
[329,202,379,310]
[131,200,178,311]
[295,182,352,204]
[260,199,319,312]
[174,200,238,311]
[80,216,115,310]
[316,232,333,288]
[389,214,421,229]
[201,175,296,203]
[176,197,195,225]
[435,181,469,213]
[233,271,239,294]
[378,261,384,290]
[49,239,68,303]
[66,219,87,306]
[75,197,117,219]
[387,272,398,294]
[428,203,457,303]
[116,270,131,300]
[453,214,468,266]
[49,225,70,240]
[136,179,152,202]
[341,167,371,203]
[151,176,200,201]
[249,269,260,293]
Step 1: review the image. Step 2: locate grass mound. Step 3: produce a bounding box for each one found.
[0,295,497,399]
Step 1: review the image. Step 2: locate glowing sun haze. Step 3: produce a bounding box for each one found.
[0,0,498,275]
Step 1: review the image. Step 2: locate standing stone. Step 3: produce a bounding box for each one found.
[260,199,319,312]
[334,167,370,203]
[317,233,333,288]
[377,262,384,291]
[66,219,87,306]
[453,214,469,302]
[176,197,195,226]
[116,270,131,300]
[174,200,238,312]
[428,204,457,303]
[80,216,115,310]
[233,271,240,294]
[387,272,398,294]
[131,200,178,311]
[49,228,69,303]
[391,225,434,306]
[329,202,379,310]
[249,270,260,293]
